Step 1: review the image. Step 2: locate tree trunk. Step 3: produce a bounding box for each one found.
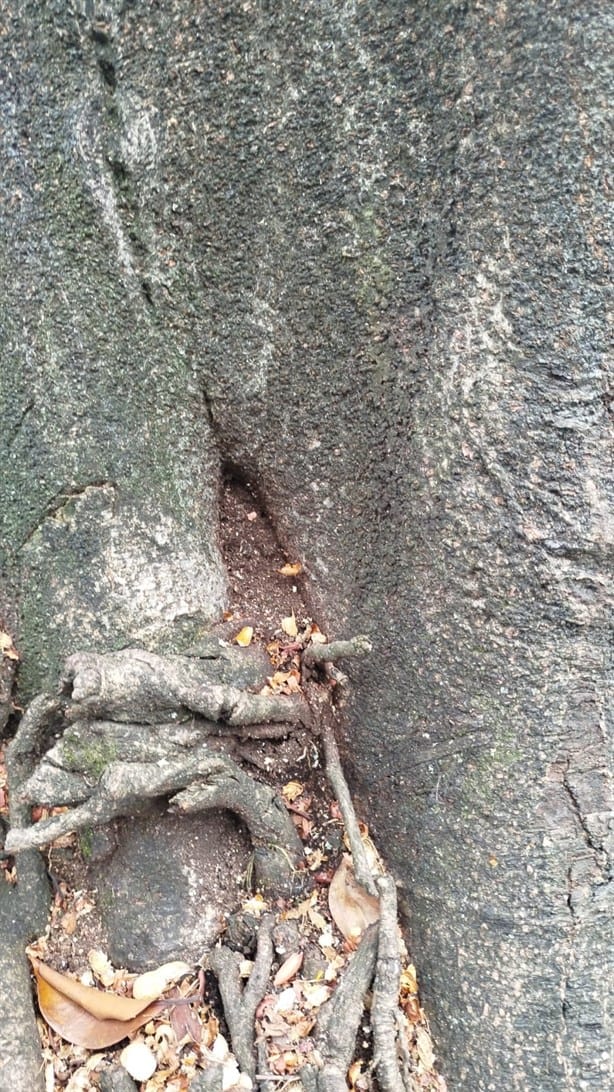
[1,2,610,1089]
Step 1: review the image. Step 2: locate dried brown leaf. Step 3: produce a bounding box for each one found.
[132,961,192,1000]
[400,964,418,996]
[30,957,164,1049]
[328,855,380,947]
[234,626,254,647]
[88,949,116,988]
[416,1026,436,1070]
[0,631,19,661]
[282,780,305,803]
[274,951,304,987]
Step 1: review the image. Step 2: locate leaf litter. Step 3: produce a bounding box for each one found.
[4,485,446,1091]
[21,669,446,1091]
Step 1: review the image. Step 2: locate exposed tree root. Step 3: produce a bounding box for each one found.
[2,636,420,1091]
[302,635,372,667]
[2,694,58,928]
[372,875,406,1092]
[206,913,275,1080]
[60,649,310,727]
[302,635,372,687]
[6,743,303,892]
[301,924,379,1092]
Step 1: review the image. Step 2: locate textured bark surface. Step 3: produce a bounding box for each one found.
[1,2,611,1089]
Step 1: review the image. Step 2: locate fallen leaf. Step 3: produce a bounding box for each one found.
[402,995,422,1023]
[267,669,297,693]
[348,1060,365,1089]
[274,951,304,987]
[275,985,299,1013]
[30,957,164,1048]
[300,981,332,1009]
[307,907,328,932]
[242,893,267,916]
[278,563,302,577]
[282,781,305,803]
[0,631,19,661]
[120,1039,157,1081]
[284,893,317,920]
[210,1032,230,1060]
[328,855,380,947]
[416,1026,436,1070]
[291,813,313,839]
[400,964,418,996]
[234,626,254,647]
[132,961,192,1000]
[281,613,298,638]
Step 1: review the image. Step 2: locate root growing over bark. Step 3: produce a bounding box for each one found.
[2,636,417,1091]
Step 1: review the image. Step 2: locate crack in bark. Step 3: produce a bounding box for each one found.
[7,399,35,448]
[17,481,118,551]
[562,765,608,865]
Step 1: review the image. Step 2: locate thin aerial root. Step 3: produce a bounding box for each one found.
[321,719,377,896]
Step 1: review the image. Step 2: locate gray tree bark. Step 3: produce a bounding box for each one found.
[0,2,611,1090]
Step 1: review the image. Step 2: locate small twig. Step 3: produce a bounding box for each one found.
[372,875,405,1092]
[207,914,275,1080]
[321,719,377,896]
[302,636,372,667]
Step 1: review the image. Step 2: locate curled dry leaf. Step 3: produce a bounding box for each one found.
[268,669,301,694]
[281,613,298,638]
[416,1025,436,1070]
[342,822,382,874]
[273,950,304,987]
[328,855,380,948]
[30,956,163,1049]
[0,631,19,661]
[132,960,192,1000]
[348,1060,366,1090]
[278,562,303,577]
[88,949,115,988]
[301,981,332,1009]
[282,780,305,803]
[234,626,254,647]
[400,964,418,996]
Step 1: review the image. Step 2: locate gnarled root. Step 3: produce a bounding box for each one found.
[372,875,408,1092]
[301,924,379,1092]
[5,744,304,895]
[61,649,309,727]
[206,914,275,1080]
